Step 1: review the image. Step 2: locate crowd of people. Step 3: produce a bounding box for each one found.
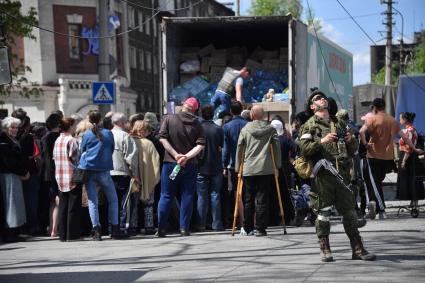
[0,90,423,262]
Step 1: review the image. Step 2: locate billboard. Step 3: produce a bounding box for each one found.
[307,32,353,115]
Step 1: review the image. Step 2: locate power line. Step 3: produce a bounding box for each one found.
[0,0,204,40]
[335,0,425,95]
[119,0,204,12]
[306,0,343,107]
[324,12,380,22]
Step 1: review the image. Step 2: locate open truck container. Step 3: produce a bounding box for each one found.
[160,16,353,124]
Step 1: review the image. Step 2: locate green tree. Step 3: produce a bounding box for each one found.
[249,0,302,19]
[371,64,399,85]
[249,0,322,31]
[0,0,41,97]
[405,36,425,75]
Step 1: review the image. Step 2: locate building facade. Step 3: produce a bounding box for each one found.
[4,0,232,122]
[370,30,425,80]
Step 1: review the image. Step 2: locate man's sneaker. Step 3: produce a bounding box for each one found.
[240,227,254,236]
[378,211,387,220]
[255,229,267,237]
[367,201,376,219]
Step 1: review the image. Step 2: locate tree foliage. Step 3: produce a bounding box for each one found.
[373,36,425,85]
[371,64,399,85]
[249,0,302,19]
[0,0,42,97]
[405,36,425,75]
[249,0,321,31]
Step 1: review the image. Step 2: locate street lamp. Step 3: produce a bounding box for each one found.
[392,6,404,75]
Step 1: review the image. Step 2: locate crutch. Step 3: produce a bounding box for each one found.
[231,149,244,236]
[270,144,287,235]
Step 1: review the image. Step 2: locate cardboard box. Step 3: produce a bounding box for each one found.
[245,58,262,71]
[212,49,227,57]
[198,44,215,57]
[209,66,226,75]
[180,74,195,84]
[209,56,227,66]
[180,52,198,61]
[201,57,210,73]
[259,50,279,59]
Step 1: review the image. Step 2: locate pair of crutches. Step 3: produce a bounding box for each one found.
[231,144,287,236]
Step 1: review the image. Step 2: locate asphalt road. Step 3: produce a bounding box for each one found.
[0,205,424,282]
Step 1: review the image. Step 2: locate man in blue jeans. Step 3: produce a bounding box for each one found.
[196,105,224,231]
[211,67,250,118]
[157,97,205,237]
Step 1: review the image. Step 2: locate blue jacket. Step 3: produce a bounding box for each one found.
[78,129,114,171]
[222,116,248,169]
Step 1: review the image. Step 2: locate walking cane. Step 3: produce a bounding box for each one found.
[231,149,244,236]
[270,144,287,235]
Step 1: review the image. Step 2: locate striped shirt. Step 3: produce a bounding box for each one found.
[53,133,79,192]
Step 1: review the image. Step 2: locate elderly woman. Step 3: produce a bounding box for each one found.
[131,120,160,234]
[0,117,29,242]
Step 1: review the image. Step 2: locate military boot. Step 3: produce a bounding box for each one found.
[319,236,334,262]
[350,234,376,261]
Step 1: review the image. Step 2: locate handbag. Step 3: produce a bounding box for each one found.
[71,168,89,185]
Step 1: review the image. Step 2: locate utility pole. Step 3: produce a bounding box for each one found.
[236,0,240,16]
[393,6,404,75]
[383,0,393,86]
[98,0,111,116]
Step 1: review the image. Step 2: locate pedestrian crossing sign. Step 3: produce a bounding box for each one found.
[92,82,115,104]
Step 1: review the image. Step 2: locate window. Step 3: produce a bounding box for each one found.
[153,17,157,37]
[68,24,81,60]
[128,6,135,28]
[153,54,158,74]
[139,49,145,71]
[138,11,144,32]
[130,46,137,69]
[145,14,150,35]
[146,51,152,72]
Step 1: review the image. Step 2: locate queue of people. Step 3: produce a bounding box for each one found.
[0,91,423,263]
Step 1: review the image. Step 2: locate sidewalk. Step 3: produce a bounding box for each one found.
[0,209,424,282]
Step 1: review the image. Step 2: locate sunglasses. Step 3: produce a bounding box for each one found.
[312,95,326,102]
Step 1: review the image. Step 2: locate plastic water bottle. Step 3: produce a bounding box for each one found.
[169,164,181,180]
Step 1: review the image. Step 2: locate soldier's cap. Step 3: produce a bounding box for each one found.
[305,90,327,113]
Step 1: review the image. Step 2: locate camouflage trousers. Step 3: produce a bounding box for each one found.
[310,169,359,238]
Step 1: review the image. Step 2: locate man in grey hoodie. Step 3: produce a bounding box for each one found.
[235,105,281,236]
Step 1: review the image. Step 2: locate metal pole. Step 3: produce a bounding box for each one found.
[384,0,393,86]
[98,0,111,116]
[393,6,404,75]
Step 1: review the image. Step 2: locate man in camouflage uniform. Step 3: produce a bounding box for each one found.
[298,90,376,262]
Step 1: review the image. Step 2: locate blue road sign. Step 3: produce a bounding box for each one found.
[92,82,115,104]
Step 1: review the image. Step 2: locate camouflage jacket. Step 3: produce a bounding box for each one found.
[298,115,358,171]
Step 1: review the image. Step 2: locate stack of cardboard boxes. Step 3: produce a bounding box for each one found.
[178,44,288,84]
